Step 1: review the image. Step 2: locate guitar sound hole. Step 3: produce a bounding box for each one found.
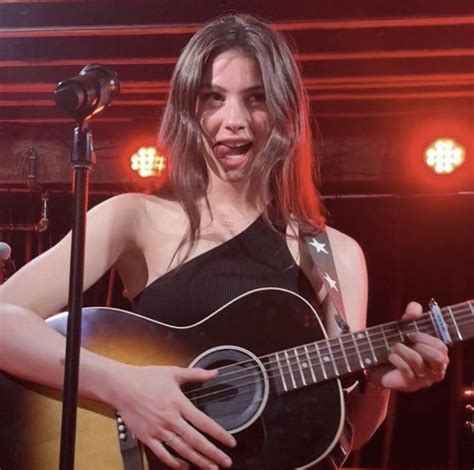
[185,346,269,432]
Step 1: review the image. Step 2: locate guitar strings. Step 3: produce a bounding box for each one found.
[186,310,472,402]
[186,314,471,403]
[192,308,471,385]
[184,312,472,405]
[207,303,470,377]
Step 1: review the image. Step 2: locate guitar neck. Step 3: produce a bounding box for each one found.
[269,300,474,394]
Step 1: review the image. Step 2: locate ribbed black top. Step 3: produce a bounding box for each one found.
[132,216,317,326]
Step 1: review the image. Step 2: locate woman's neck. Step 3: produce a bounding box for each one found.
[205,178,260,212]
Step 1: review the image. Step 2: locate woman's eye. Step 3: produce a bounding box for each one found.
[249,93,266,104]
[207,93,223,102]
[199,93,224,108]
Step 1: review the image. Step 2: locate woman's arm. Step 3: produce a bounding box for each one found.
[0,194,136,387]
[0,193,235,469]
[324,227,390,449]
[326,227,449,450]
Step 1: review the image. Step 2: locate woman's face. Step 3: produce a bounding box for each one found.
[196,49,272,184]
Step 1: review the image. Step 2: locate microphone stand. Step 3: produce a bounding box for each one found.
[59,120,96,470]
[53,63,119,470]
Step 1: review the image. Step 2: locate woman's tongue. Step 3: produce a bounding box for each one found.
[214,143,251,166]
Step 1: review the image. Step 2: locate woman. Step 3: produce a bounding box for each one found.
[0,14,449,469]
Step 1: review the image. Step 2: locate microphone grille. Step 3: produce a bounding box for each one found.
[0,242,12,261]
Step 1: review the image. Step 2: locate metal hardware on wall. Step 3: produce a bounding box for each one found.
[0,192,49,233]
[26,146,42,192]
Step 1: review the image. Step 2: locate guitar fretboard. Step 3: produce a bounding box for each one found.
[268,300,473,394]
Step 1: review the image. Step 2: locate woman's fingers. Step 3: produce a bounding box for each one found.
[115,365,234,468]
[147,438,190,469]
[164,423,231,470]
[407,331,449,354]
[174,366,218,384]
[179,398,235,462]
[372,303,450,392]
[384,328,449,391]
[389,343,424,379]
[169,366,234,467]
[401,301,423,320]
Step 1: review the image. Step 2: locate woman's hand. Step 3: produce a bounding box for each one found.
[108,364,236,469]
[366,302,450,392]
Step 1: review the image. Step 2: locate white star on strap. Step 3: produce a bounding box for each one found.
[323,272,338,292]
[309,238,328,254]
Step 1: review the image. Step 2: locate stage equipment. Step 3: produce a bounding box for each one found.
[0,241,11,261]
[0,192,49,233]
[0,242,16,283]
[130,146,166,177]
[464,386,473,434]
[424,138,465,174]
[55,65,120,470]
[54,64,120,121]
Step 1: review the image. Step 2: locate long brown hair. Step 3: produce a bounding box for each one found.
[159,13,325,259]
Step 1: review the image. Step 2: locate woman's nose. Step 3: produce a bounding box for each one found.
[223,99,248,131]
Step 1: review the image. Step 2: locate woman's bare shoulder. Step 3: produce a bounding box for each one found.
[324,225,368,330]
[325,226,365,267]
[95,192,184,227]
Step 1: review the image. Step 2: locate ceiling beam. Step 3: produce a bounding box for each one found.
[0,15,473,38]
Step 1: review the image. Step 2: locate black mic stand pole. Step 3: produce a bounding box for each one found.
[59,119,96,470]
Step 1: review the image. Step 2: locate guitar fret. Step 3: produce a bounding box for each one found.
[379,325,390,352]
[307,343,326,382]
[284,350,297,389]
[338,336,351,373]
[365,331,378,364]
[351,333,365,369]
[294,348,307,387]
[314,342,328,380]
[304,345,317,383]
[396,324,404,342]
[365,325,390,365]
[324,339,339,377]
[275,353,288,393]
[446,306,463,340]
[328,336,348,375]
[340,333,361,372]
[354,331,377,368]
[399,320,418,340]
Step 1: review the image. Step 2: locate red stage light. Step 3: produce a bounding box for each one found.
[130,147,166,178]
[424,138,465,175]
[402,116,473,191]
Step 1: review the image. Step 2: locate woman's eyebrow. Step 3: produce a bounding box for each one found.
[199,84,264,93]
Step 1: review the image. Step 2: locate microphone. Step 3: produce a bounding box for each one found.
[0,241,11,261]
[54,64,120,120]
[0,242,15,283]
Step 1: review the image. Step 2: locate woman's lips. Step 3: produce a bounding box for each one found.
[213,142,252,168]
[214,142,252,159]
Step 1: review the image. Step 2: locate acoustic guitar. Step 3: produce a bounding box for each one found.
[0,288,472,469]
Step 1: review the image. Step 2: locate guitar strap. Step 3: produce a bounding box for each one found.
[302,228,358,458]
[301,229,350,334]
